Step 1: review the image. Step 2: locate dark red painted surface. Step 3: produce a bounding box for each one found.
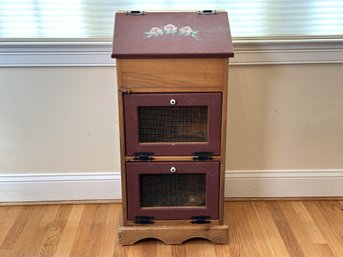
[123,92,222,156]
[112,11,234,59]
[126,161,220,220]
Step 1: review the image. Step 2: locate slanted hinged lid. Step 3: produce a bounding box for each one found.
[111,10,234,59]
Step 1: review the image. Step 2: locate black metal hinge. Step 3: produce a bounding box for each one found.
[126,11,145,16]
[134,216,155,224]
[191,215,212,224]
[197,10,219,15]
[133,152,154,161]
[192,151,213,161]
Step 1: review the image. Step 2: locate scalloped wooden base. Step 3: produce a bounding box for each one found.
[118,224,228,245]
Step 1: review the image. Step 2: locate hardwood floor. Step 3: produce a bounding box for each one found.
[1,201,343,257]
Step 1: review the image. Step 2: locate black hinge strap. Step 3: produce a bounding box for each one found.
[133,152,154,161]
[191,215,212,224]
[134,216,155,224]
[192,151,213,161]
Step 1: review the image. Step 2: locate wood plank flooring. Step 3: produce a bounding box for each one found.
[1,201,343,257]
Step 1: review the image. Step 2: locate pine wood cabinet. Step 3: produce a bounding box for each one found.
[112,10,234,245]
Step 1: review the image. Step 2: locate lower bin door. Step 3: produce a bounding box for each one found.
[126,161,220,220]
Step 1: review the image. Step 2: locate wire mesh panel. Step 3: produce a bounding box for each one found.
[140,174,206,207]
[138,106,208,143]
[124,93,222,155]
[126,161,219,219]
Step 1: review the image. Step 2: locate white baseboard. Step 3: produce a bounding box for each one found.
[1,170,343,202]
[226,170,343,197]
[0,172,121,202]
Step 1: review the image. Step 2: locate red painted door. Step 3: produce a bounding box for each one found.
[126,161,220,220]
[124,92,222,156]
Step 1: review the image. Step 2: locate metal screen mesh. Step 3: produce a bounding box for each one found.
[138,106,208,143]
[140,174,206,207]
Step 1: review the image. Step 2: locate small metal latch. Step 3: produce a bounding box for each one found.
[118,87,131,94]
[134,216,155,224]
[192,151,213,161]
[133,152,154,161]
[197,10,218,15]
[126,11,145,16]
[191,215,212,224]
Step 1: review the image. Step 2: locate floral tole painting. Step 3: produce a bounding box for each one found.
[144,24,201,40]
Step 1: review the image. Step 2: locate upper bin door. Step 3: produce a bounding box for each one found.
[124,92,222,156]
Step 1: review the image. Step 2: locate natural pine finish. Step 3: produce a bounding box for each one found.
[116,57,230,243]
[117,58,227,92]
[118,224,228,245]
[1,201,343,256]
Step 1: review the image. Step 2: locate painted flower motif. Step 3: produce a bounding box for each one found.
[163,24,178,34]
[144,24,201,40]
[179,26,193,35]
[144,27,164,38]
[179,26,200,40]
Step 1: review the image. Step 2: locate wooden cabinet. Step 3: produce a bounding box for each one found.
[112,10,234,245]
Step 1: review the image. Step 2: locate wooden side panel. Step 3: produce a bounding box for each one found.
[219,59,229,224]
[119,58,227,91]
[117,91,128,225]
[117,61,130,225]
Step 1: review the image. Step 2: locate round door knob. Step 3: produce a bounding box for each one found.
[170,167,177,173]
[170,99,176,105]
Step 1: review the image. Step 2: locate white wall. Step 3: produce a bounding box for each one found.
[0,67,120,173]
[1,64,343,201]
[227,64,343,170]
